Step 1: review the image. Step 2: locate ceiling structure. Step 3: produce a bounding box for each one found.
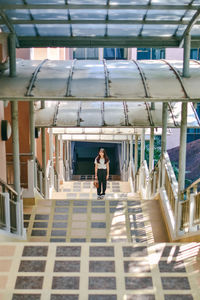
[1,0,200,48]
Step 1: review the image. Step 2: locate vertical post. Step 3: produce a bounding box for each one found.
[126,140,129,169]
[130,135,133,163]
[161,102,168,186]
[55,135,59,175]
[59,134,64,183]
[149,127,154,172]
[11,101,20,200]
[49,128,54,187]
[29,101,36,186]
[8,33,16,77]
[140,129,145,165]
[183,33,191,78]
[41,127,47,198]
[134,135,138,174]
[178,103,188,200]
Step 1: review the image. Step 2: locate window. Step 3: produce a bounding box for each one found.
[103,48,127,60]
[137,48,165,60]
[190,48,200,60]
[73,48,99,60]
[187,103,200,142]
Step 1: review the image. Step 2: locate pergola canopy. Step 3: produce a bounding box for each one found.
[1,0,200,48]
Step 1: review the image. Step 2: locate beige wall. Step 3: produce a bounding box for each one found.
[16,48,30,60]
[0,101,7,181]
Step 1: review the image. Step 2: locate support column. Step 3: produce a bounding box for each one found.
[29,101,36,186]
[130,135,133,163]
[134,135,138,174]
[140,129,145,165]
[149,127,154,172]
[55,135,59,175]
[178,102,188,198]
[126,140,129,169]
[41,127,47,197]
[11,101,20,200]
[49,128,54,187]
[59,134,64,183]
[8,33,16,77]
[183,33,191,78]
[161,102,168,186]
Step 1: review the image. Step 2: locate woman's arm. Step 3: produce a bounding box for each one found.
[95,164,98,179]
[106,162,109,180]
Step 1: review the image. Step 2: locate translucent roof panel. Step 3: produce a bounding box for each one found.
[72,25,105,37]
[36,25,71,36]
[70,10,107,20]
[109,10,146,20]
[30,10,69,20]
[2,1,200,48]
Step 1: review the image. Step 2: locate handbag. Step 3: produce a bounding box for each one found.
[93,180,99,188]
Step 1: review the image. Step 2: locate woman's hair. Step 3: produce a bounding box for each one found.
[96,148,109,163]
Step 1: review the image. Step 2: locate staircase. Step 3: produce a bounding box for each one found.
[0,180,200,300]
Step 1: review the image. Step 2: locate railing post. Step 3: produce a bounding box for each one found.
[30,101,36,187]
[4,193,11,232]
[183,33,191,78]
[140,129,145,165]
[149,127,154,172]
[161,102,168,187]
[49,128,54,188]
[134,135,138,175]
[8,33,16,77]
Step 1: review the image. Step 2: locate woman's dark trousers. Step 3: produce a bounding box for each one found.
[97,169,107,195]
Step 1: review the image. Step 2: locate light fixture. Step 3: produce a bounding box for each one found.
[1,120,11,141]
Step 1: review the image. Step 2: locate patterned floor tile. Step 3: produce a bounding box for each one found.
[22,246,48,257]
[54,261,80,272]
[125,277,153,290]
[89,246,114,257]
[161,277,191,290]
[18,260,46,272]
[89,261,115,272]
[12,294,41,300]
[51,295,78,300]
[89,277,116,290]
[52,277,80,289]
[56,246,81,257]
[15,276,44,289]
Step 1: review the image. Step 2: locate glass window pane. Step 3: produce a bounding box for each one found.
[190,49,198,60]
[152,48,165,59]
[104,48,115,59]
[137,48,151,60]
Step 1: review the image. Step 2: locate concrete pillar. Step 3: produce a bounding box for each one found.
[11,101,20,200]
[149,127,154,172]
[29,101,36,186]
[60,134,63,161]
[8,33,16,77]
[140,129,145,165]
[183,33,191,78]
[134,135,138,174]
[41,127,47,197]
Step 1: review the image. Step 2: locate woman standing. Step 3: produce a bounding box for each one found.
[94,148,109,199]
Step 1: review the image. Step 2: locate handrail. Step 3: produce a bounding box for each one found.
[0,178,18,196]
[185,177,200,193]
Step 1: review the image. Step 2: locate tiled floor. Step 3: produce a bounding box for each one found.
[24,181,168,243]
[1,180,200,299]
[0,243,199,300]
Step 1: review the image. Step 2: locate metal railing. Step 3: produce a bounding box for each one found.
[0,178,24,237]
[35,158,45,197]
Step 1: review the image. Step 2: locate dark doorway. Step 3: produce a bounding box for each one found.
[72,142,120,176]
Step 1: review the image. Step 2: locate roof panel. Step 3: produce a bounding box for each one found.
[151,0,193,4]
[26,0,65,3]
[109,9,146,20]
[6,10,31,20]
[30,9,68,20]
[14,24,36,36]
[36,25,71,36]
[108,24,141,36]
[146,10,184,20]
[70,9,107,20]
[72,24,105,36]
[68,0,107,4]
[142,24,177,36]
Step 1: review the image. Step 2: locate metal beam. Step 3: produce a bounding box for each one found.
[1,96,197,102]
[0,19,198,26]
[0,4,198,10]
[8,33,16,77]
[0,10,15,33]
[179,6,200,47]
[183,33,191,78]
[16,36,180,48]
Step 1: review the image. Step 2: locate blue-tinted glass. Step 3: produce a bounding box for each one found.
[137,48,151,60]
[104,48,115,59]
[190,49,198,59]
[73,48,98,59]
[116,48,125,59]
[152,48,165,59]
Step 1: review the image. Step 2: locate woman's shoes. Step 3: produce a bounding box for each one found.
[97,195,101,200]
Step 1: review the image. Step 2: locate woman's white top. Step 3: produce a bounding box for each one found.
[94,157,108,169]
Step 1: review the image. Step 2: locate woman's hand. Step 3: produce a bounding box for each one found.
[95,175,97,179]
[106,175,109,180]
